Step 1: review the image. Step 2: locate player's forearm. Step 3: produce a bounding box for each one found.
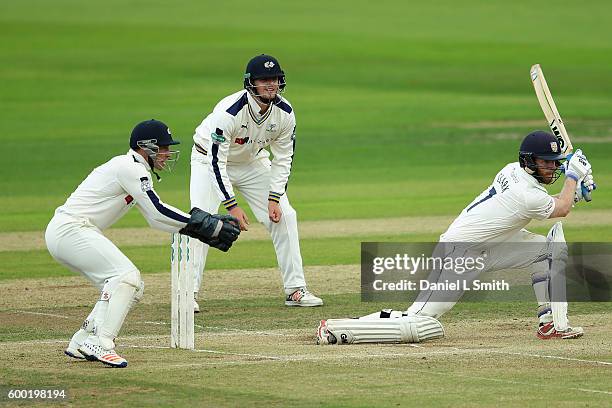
[550,178,577,218]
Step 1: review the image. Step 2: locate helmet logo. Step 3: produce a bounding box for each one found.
[264,61,275,69]
[550,142,558,152]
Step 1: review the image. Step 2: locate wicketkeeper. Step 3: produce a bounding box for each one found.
[317,131,595,345]
[45,119,240,367]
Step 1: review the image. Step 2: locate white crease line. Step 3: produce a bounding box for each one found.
[118,344,281,360]
[483,349,612,366]
[1,323,610,368]
[9,310,72,319]
[137,320,295,336]
[390,365,612,396]
[0,339,66,346]
[192,349,281,360]
[137,351,612,396]
[3,336,612,395]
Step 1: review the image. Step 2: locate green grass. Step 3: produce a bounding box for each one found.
[3,224,612,282]
[1,1,612,232]
[1,1,612,406]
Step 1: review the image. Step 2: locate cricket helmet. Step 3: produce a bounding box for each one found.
[519,130,565,183]
[243,54,286,94]
[130,119,180,176]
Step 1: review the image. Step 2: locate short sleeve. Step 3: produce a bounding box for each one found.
[524,189,555,220]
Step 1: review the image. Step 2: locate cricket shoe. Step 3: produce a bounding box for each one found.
[316,320,337,345]
[78,337,128,368]
[285,288,323,307]
[537,322,584,340]
[65,328,89,360]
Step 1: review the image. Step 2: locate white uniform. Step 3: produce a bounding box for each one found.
[45,148,195,361]
[45,150,190,288]
[408,162,556,317]
[190,90,306,294]
[441,162,554,243]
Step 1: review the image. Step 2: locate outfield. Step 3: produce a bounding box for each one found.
[1,1,611,407]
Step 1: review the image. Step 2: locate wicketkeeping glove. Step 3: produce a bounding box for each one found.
[179,208,241,252]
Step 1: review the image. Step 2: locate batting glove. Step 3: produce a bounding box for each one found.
[564,149,591,182]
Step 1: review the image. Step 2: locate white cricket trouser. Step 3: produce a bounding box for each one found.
[45,212,140,289]
[407,229,548,318]
[190,147,306,294]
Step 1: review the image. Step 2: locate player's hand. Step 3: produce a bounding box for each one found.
[179,208,241,252]
[574,173,596,204]
[215,214,241,242]
[564,149,591,181]
[229,206,250,231]
[268,201,282,223]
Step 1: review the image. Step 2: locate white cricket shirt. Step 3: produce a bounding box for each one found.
[193,90,296,210]
[440,162,555,243]
[55,150,190,232]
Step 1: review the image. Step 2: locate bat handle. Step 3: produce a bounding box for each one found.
[583,183,596,202]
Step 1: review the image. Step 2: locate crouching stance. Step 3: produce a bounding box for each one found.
[317,131,595,345]
[317,310,444,345]
[45,120,240,368]
[405,131,594,340]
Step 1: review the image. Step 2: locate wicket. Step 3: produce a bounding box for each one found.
[170,233,195,349]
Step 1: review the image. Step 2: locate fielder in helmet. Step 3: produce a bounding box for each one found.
[188,54,323,312]
[243,54,286,106]
[45,119,240,368]
[317,131,595,346]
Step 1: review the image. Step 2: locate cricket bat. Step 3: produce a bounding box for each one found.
[530,64,593,201]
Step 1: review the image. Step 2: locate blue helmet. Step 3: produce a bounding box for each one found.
[519,130,565,183]
[243,54,286,100]
[130,119,180,178]
[130,119,179,150]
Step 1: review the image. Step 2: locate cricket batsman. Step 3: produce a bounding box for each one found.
[188,54,322,310]
[317,131,595,345]
[45,119,240,367]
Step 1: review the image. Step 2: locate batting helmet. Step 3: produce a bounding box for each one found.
[519,130,565,183]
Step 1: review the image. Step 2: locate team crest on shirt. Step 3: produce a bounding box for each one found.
[550,142,558,152]
[140,177,152,192]
[266,123,277,132]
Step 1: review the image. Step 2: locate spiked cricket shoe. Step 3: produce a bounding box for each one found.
[79,337,128,368]
[65,343,86,360]
[537,322,584,339]
[65,329,89,360]
[285,288,323,307]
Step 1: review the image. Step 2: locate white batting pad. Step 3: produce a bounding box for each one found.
[548,222,569,331]
[326,315,444,344]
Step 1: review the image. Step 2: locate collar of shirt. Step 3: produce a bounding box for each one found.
[128,149,152,171]
[247,91,268,120]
